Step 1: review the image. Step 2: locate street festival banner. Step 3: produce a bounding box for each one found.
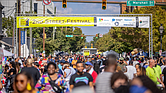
[17,16,150,28]
[96,17,136,27]
[96,17,150,28]
[17,16,95,28]
[138,17,150,28]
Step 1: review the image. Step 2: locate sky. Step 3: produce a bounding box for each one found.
[53,0,124,42]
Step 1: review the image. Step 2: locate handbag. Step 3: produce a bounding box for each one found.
[48,75,62,93]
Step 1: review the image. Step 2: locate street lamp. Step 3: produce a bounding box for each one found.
[159,24,164,50]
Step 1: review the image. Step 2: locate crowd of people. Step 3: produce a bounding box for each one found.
[0,54,166,93]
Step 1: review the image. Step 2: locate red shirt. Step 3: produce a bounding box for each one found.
[39,61,43,67]
[91,70,98,83]
[88,68,98,83]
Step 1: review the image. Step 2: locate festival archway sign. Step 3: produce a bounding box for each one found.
[16,14,153,57]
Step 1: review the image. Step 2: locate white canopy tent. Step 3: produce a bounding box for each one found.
[0,48,14,57]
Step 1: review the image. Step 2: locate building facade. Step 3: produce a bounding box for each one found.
[1,0,55,17]
[1,0,55,57]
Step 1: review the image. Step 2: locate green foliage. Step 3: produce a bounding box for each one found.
[2,16,14,37]
[95,6,166,53]
[124,6,166,52]
[34,27,86,54]
[95,32,133,53]
[2,16,85,55]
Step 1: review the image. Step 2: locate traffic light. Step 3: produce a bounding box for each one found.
[62,0,67,8]
[96,34,98,39]
[102,0,107,10]
[91,44,93,48]
[81,34,83,39]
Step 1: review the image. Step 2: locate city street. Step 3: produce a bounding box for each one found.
[1,0,166,93]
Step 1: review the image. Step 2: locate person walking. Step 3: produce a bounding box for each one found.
[95,54,117,93]
[35,62,68,93]
[146,58,157,84]
[69,61,93,92]
[126,61,137,80]
[21,59,40,86]
[13,72,36,93]
[118,57,127,72]
[85,62,98,85]
[71,57,77,70]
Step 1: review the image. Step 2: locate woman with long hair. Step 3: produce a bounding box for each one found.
[5,62,16,92]
[8,61,16,76]
[136,66,146,76]
[13,71,36,93]
[15,62,21,74]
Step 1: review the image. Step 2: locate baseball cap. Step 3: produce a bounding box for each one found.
[85,62,93,66]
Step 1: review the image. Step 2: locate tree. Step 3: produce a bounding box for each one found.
[95,6,166,53]
[123,6,166,52]
[95,32,133,53]
[34,27,86,54]
[2,16,14,37]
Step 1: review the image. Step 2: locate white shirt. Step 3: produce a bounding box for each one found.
[124,72,130,79]
[133,61,139,67]
[126,65,137,80]
[69,67,76,74]
[127,61,129,65]
[161,65,166,82]
[161,65,166,72]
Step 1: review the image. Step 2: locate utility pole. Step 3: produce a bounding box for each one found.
[12,15,15,53]
[16,0,18,56]
[53,7,56,40]
[30,0,32,55]
[18,0,21,57]
[43,5,45,56]
[53,27,55,40]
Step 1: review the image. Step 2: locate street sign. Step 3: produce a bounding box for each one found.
[43,0,52,5]
[66,35,73,37]
[21,31,25,45]
[127,1,154,6]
